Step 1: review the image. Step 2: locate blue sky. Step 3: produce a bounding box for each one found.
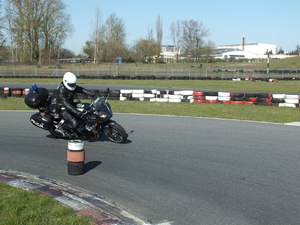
[62,0,299,54]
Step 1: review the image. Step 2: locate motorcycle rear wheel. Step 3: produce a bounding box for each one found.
[103,123,128,143]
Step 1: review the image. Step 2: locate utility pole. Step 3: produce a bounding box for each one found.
[266,50,270,76]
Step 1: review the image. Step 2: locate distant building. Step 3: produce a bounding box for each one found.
[160,41,283,61]
[215,39,278,59]
[160,45,180,60]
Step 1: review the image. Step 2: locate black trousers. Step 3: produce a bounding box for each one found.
[61,110,79,130]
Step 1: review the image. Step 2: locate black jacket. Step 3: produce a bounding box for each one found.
[55,83,95,115]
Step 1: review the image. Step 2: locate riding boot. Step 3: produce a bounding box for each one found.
[68,128,80,138]
[64,130,74,139]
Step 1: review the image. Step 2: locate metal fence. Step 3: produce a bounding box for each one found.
[0,63,299,79]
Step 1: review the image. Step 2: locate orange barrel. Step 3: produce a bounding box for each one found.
[67,140,85,175]
[3,87,10,96]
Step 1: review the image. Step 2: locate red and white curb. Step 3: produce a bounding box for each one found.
[0,170,159,225]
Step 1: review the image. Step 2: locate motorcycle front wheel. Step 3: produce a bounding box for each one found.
[103,123,128,143]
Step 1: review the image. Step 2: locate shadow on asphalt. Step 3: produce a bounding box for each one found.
[84,161,102,174]
[46,134,132,144]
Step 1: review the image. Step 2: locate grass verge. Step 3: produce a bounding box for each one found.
[0,183,92,225]
[112,100,300,123]
[1,78,300,93]
[1,97,300,123]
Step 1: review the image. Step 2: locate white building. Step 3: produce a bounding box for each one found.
[215,41,278,59]
[160,41,292,60]
[160,45,180,59]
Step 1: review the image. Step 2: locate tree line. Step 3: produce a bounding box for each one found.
[0,0,71,63]
[0,0,216,64]
[0,0,298,64]
[81,11,216,63]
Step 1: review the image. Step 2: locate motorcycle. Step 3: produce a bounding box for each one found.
[25,85,128,143]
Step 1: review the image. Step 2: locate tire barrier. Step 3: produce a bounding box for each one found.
[192,91,299,107]
[3,87,10,96]
[11,88,23,97]
[67,140,85,175]
[120,89,194,103]
[22,88,30,96]
[1,86,300,108]
[277,94,300,108]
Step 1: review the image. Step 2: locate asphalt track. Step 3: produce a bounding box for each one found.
[1,111,300,225]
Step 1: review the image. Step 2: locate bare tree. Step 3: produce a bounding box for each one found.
[88,11,127,62]
[0,2,5,46]
[5,0,72,63]
[170,20,181,62]
[155,14,163,61]
[5,0,40,61]
[105,12,125,43]
[0,2,9,60]
[41,0,72,62]
[91,8,106,63]
[104,12,126,62]
[147,26,154,41]
[181,19,209,60]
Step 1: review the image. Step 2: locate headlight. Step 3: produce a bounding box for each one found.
[99,114,107,119]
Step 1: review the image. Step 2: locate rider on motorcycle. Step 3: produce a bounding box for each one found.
[55,72,95,137]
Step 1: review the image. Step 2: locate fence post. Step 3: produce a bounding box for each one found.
[135,64,138,76]
[13,63,15,76]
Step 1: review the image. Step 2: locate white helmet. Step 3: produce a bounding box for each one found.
[63,72,77,91]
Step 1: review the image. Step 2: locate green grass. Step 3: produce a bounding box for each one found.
[0,183,92,225]
[1,76,300,123]
[112,100,300,123]
[80,79,300,93]
[0,97,32,110]
[2,97,300,123]
[1,77,300,93]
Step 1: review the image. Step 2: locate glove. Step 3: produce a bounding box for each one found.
[76,110,84,118]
